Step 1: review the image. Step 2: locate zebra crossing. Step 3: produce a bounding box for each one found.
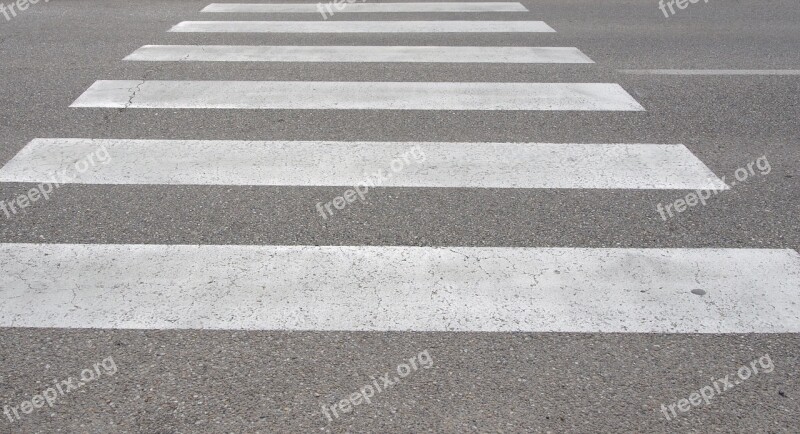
[168,20,555,32]
[1,1,798,333]
[123,45,594,63]
[2,244,799,332]
[70,81,644,111]
[200,2,530,13]
[0,139,726,189]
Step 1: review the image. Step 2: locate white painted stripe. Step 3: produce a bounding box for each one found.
[1,244,797,332]
[70,81,644,111]
[0,139,727,189]
[168,20,555,33]
[124,45,594,64]
[619,69,800,76]
[202,2,529,12]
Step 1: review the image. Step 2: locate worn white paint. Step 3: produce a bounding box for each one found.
[201,2,529,13]
[0,244,798,332]
[124,45,594,64]
[70,81,644,111]
[0,139,726,190]
[168,20,555,33]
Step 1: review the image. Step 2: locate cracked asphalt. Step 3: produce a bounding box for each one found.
[0,0,798,432]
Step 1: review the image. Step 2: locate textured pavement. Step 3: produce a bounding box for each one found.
[0,0,798,432]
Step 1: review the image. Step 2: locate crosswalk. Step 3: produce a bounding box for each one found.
[168,20,555,32]
[1,1,798,333]
[0,139,726,189]
[71,81,645,110]
[123,45,595,63]
[200,2,530,12]
[2,244,798,332]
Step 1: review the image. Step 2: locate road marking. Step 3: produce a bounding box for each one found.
[202,2,529,12]
[168,21,555,33]
[619,69,800,76]
[70,81,644,111]
[1,244,797,332]
[0,139,726,189]
[124,45,594,64]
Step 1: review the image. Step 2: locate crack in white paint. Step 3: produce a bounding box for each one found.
[168,21,556,33]
[123,46,594,64]
[201,2,529,13]
[0,244,798,333]
[0,139,724,190]
[69,81,643,111]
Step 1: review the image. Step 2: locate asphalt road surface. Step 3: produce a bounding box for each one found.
[0,0,798,432]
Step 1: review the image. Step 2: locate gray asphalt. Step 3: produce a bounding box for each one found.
[0,0,798,432]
